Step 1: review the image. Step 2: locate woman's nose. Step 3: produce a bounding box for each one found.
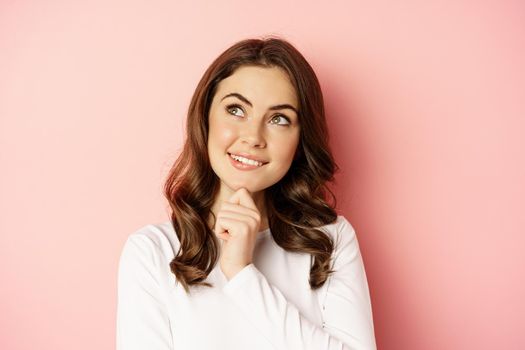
[240,120,266,148]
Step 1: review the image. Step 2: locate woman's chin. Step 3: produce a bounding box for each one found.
[224,181,265,195]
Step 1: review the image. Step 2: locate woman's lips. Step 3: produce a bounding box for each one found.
[227,152,268,164]
[228,153,267,171]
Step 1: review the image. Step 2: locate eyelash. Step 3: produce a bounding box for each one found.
[226,104,291,126]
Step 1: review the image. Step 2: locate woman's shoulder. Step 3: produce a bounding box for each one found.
[320,214,363,270]
[121,220,180,262]
[319,214,360,257]
[320,215,357,241]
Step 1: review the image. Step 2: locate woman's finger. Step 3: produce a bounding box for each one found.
[216,232,230,241]
[218,203,260,222]
[217,209,254,222]
[227,188,258,211]
[216,210,259,233]
[214,216,254,239]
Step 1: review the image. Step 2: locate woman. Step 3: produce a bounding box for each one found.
[117,36,376,350]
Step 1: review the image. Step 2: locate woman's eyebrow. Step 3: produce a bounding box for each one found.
[221,92,298,114]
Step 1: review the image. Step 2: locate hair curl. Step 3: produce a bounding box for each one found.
[164,36,339,293]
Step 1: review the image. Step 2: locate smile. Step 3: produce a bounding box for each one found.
[229,153,265,167]
[228,153,268,170]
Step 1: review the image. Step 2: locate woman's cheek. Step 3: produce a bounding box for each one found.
[220,126,237,143]
[278,134,300,162]
[214,119,237,143]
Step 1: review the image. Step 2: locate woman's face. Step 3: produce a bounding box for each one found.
[207,65,300,197]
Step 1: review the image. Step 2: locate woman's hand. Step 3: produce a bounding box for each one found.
[214,188,261,280]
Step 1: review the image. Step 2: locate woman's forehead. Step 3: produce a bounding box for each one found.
[214,65,298,109]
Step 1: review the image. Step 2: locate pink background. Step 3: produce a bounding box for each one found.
[1,1,524,349]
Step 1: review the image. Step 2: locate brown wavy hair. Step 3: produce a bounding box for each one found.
[164,36,339,293]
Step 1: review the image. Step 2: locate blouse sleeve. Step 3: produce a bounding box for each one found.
[222,217,376,350]
[116,233,174,350]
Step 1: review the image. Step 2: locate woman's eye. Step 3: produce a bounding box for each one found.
[270,115,291,126]
[226,105,244,117]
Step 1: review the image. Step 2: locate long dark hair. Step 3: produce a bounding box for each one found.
[164,36,339,293]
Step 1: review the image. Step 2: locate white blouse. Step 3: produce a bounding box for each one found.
[116,215,376,349]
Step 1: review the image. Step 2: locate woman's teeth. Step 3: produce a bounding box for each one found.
[229,153,264,167]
